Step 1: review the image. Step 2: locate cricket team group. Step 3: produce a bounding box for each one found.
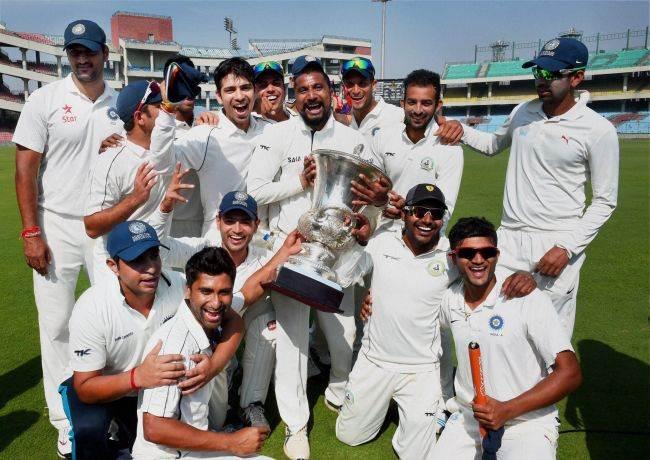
[13,18,619,460]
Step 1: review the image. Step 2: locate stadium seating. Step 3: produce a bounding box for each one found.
[444,63,480,79]
[15,32,55,46]
[0,130,13,143]
[0,90,25,104]
[589,49,649,70]
[486,60,529,77]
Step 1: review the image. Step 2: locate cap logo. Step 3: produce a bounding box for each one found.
[234,192,248,201]
[544,39,560,51]
[71,23,86,36]
[425,185,435,192]
[305,56,316,62]
[128,222,147,235]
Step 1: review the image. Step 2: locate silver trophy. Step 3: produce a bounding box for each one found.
[269,149,392,312]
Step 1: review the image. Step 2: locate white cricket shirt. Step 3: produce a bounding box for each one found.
[132,301,218,459]
[371,118,464,217]
[338,229,458,372]
[13,74,121,216]
[247,114,376,236]
[170,119,203,223]
[440,279,574,424]
[172,112,269,234]
[85,111,177,269]
[68,270,185,377]
[349,98,404,138]
[461,91,619,255]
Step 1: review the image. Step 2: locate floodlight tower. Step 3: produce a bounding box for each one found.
[372,0,391,79]
[224,17,239,50]
[490,40,509,62]
[559,27,583,41]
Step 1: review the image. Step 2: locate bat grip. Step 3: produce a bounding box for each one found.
[469,342,488,438]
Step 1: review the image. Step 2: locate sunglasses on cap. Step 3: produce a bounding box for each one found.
[342,58,374,74]
[532,66,585,81]
[404,206,446,220]
[135,81,161,114]
[253,61,284,77]
[452,247,499,260]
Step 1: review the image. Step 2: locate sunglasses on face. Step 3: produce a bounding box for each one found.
[404,206,446,220]
[452,247,499,260]
[135,81,161,114]
[532,66,585,81]
[342,58,374,74]
[253,61,284,77]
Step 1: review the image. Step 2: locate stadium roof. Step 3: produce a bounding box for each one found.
[248,35,370,57]
[181,45,255,59]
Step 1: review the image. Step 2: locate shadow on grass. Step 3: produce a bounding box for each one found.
[0,410,40,452]
[564,339,650,459]
[0,356,42,410]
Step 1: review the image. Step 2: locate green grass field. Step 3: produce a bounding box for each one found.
[0,140,648,459]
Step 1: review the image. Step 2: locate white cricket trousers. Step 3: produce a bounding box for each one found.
[271,288,356,432]
[497,228,585,337]
[336,353,441,459]
[34,209,95,429]
[433,409,559,460]
[240,299,276,407]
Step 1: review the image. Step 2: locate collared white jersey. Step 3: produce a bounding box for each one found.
[461,91,619,255]
[172,112,270,233]
[440,279,573,424]
[349,98,404,138]
[132,302,215,460]
[85,112,177,269]
[371,119,464,216]
[231,244,273,316]
[247,114,375,235]
[68,270,185,377]
[170,118,203,223]
[338,229,458,372]
[13,74,121,216]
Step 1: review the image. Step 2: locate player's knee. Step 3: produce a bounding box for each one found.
[335,417,370,446]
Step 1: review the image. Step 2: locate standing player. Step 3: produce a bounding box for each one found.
[247,55,387,459]
[13,19,121,456]
[335,184,456,459]
[437,38,619,336]
[434,217,582,459]
[252,60,294,123]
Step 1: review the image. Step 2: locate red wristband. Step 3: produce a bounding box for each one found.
[21,226,41,239]
[130,368,140,391]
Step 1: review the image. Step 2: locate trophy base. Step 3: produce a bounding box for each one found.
[266,264,344,313]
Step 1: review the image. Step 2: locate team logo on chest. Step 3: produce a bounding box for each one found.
[427,259,446,277]
[420,157,434,171]
[107,107,120,121]
[62,104,77,124]
[488,315,504,335]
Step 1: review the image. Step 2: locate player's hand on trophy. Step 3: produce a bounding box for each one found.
[349,212,372,245]
[501,270,537,299]
[360,291,373,321]
[300,155,316,189]
[23,235,52,275]
[535,246,570,277]
[382,191,406,219]
[351,173,390,207]
[134,341,186,388]
[160,162,194,213]
[279,229,305,258]
[434,113,464,145]
[194,110,219,126]
[129,162,158,207]
[99,133,124,153]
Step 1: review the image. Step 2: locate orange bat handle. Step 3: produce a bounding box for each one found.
[469,342,488,438]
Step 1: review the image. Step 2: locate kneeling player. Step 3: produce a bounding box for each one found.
[131,247,271,459]
[434,217,582,459]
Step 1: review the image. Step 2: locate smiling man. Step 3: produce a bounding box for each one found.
[434,217,582,459]
[12,19,122,456]
[252,60,294,123]
[436,38,619,337]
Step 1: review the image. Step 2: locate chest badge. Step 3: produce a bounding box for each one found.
[427,259,446,277]
[489,314,504,331]
[62,104,77,123]
[420,157,434,171]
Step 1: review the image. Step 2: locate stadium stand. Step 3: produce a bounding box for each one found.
[181,46,239,59]
[444,63,480,79]
[14,32,55,46]
[589,49,649,70]
[486,60,529,77]
[249,38,321,56]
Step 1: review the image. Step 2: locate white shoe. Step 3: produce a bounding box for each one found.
[57,426,72,459]
[284,424,310,459]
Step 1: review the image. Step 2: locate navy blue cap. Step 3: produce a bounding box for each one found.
[341,57,376,80]
[291,55,325,77]
[115,80,163,124]
[405,183,447,209]
[107,220,167,262]
[64,20,106,52]
[523,38,589,72]
[219,191,258,220]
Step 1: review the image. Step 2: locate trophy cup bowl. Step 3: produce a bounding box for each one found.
[268,149,391,313]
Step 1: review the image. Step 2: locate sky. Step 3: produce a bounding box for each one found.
[0,0,648,78]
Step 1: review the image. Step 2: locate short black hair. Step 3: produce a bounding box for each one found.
[403,69,442,102]
[214,57,254,92]
[185,246,236,288]
[449,217,498,249]
[123,104,153,132]
[163,54,195,75]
